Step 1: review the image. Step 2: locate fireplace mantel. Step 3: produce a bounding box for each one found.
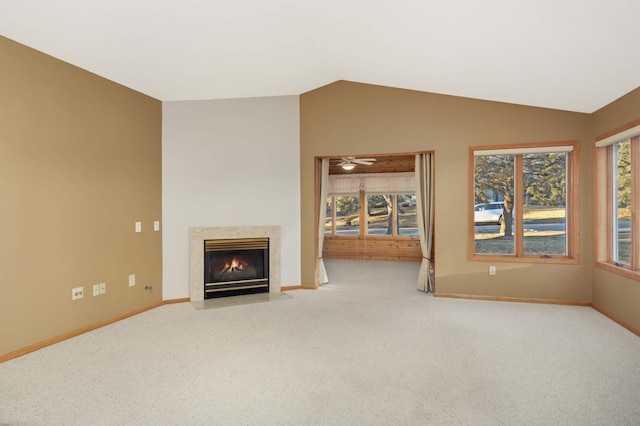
[190,226,281,302]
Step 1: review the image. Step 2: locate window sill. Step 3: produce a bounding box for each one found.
[325,234,420,240]
[596,261,640,281]
[470,254,578,265]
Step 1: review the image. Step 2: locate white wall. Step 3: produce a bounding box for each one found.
[162,96,301,299]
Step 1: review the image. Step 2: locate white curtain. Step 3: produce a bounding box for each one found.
[327,174,360,194]
[415,153,435,292]
[328,172,415,195]
[317,159,329,285]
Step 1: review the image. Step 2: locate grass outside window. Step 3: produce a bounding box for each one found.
[595,127,640,280]
[325,192,417,237]
[470,141,579,264]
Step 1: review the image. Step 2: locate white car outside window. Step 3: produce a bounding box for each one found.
[474,202,504,224]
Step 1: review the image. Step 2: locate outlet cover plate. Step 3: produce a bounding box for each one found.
[93,284,100,296]
[72,286,84,300]
[128,274,135,287]
[99,282,106,294]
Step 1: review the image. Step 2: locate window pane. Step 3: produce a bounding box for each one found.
[324,197,333,235]
[397,194,418,235]
[522,152,567,256]
[367,195,391,235]
[613,139,631,265]
[335,195,360,235]
[474,155,515,255]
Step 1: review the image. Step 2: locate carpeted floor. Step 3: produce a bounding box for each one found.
[1,259,639,425]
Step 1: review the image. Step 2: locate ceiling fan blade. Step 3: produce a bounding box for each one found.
[333,157,376,167]
[352,158,376,165]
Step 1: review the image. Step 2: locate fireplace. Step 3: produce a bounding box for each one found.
[204,238,269,299]
[190,226,281,304]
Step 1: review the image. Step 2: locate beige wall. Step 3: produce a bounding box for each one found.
[0,36,162,356]
[301,81,593,302]
[591,86,640,331]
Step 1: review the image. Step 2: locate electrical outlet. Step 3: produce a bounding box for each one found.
[128,274,136,287]
[93,284,100,296]
[99,282,106,294]
[489,266,496,276]
[72,286,84,300]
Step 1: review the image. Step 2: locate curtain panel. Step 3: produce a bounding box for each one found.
[415,154,435,292]
[317,159,329,285]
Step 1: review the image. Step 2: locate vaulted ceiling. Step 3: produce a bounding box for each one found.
[1,0,639,113]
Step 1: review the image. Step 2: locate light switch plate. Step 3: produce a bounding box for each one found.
[128,274,135,287]
[154,221,160,231]
[99,282,106,294]
[135,222,142,233]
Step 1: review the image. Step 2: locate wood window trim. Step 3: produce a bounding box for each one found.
[324,234,420,241]
[595,132,640,280]
[469,141,580,264]
[325,191,417,239]
[324,193,360,237]
[632,137,640,271]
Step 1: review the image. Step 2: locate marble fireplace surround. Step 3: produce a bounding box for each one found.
[190,226,281,302]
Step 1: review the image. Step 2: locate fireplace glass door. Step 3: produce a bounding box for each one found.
[203,238,269,299]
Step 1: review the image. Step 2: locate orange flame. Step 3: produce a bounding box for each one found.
[222,257,244,273]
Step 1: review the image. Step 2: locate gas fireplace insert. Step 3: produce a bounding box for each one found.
[203,237,269,299]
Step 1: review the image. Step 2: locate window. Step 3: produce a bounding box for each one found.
[470,142,579,263]
[613,139,631,265]
[396,194,418,235]
[366,194,418,236]
[325,192,417,237]
[324,197,333,235]
[367,194,392,235]
[595,122,640,279]
[324,172,417,237]
[325,193,363,236]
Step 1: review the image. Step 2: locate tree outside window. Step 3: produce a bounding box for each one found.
[366,194,417,236]
[325,192,417,237]
[522,152,568,256]
[333,195,360,235]
[595,131,640,279]
[474,154,515,254]
[324,197,333,235]
[471,142,578,262]
[613,139,631,265]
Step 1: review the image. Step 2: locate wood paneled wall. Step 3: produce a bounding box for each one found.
[329,154,415,175]
[323,235,422,261]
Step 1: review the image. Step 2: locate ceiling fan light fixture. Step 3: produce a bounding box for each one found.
[341,162,356,170]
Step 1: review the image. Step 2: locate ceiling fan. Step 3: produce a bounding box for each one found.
[336,157,376,170]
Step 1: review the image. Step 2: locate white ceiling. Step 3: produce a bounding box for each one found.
[1,0,639,113]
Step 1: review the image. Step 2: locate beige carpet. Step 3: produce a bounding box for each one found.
[1,259,639,425]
